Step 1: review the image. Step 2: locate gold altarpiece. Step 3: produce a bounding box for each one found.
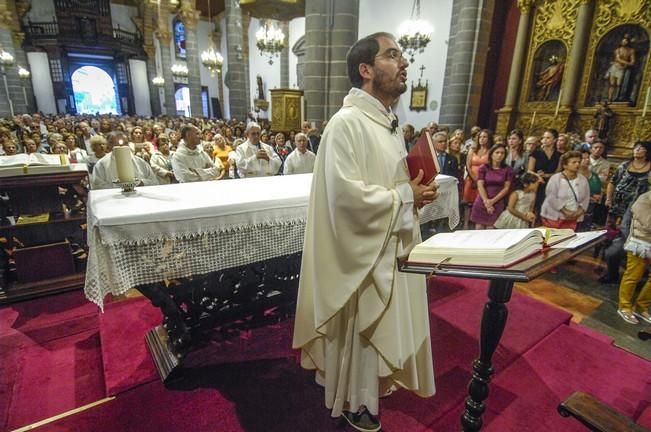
[496,0,651,159]
[270,89,304,132]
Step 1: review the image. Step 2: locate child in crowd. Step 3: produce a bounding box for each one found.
[494,172,538,229]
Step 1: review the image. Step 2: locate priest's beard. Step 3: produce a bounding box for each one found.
[372,69,407,104]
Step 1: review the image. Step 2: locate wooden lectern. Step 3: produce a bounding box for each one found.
[270,88,303,132]
[400,234,606,431]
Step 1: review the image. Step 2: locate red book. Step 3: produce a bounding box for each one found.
[406,130,440,185]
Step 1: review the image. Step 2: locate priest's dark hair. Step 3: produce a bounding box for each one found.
[346,32,395,88]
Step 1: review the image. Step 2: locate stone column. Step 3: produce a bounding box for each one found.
[0,0,31,116]
[304,0,358,124]
[280,21,289,88]
[495,0,534,135]
[143,3,161,116]
[157,30,177,116]
[241,13,251,114]
[224,0,248,121]
[179,0,203,117]
[439,0,496,131]
[561,0,594,108]
[212,15,225,118]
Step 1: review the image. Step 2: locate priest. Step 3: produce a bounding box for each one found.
[292,32,438,432]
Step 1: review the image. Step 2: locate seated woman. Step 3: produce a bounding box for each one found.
[63,132,88,163]
[470,144,513,229]
[212,134,233,175]
[540,151,590,230]
[606,141,651,224]
[150,134,176,184]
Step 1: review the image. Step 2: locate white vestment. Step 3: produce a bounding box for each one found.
[172,143,222,183]
[292,88,435,417]
[235,140,282,178]
[90,151,159,190]
[150,150,175,184]
[283,148,316,175]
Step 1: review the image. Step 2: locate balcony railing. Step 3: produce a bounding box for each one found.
[24,20,142,46]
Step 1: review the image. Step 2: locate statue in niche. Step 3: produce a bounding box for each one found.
[586,25,649,107]
[535,55,565,100]
[593,99,614,140]
[605,34,636,102]
[256,75,265,100]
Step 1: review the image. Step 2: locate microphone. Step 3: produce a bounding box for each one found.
[390,115,399,134]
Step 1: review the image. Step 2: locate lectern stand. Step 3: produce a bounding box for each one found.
[399,235,605,432]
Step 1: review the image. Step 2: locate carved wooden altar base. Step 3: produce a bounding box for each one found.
[138,252,302,383]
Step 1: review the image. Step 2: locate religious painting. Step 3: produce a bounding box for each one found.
[586,25,649,107]
[173,17,187,59]
[529,40,566,102]
[409,79,428,112]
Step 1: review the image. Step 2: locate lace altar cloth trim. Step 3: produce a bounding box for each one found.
[419,175,460,229]
[85,218,306,309]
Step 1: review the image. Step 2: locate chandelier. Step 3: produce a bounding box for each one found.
[200,0,224,76]
[0,50,14,66]
[171,63,188,77]
[255,21,285,65]
[201,48,223,76]
[397,0,433,63]
[17,66,30,80]
[152,76,165,87]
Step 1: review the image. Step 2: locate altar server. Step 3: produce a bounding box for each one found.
[235,122,282,178]
[90,131,158,190]
[293,32,438,432]
[172,125,223,182]
[283,132,315,175]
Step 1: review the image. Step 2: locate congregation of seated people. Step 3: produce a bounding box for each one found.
[1,112,650,325]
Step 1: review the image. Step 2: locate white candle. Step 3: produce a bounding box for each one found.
[643,87,651,118]
[554,89,562,117]
[113,146,135,182]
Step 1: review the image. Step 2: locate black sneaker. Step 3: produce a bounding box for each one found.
[341,407,381,432]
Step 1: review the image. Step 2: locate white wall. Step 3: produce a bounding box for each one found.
[359,0,453,130]
[25,0,55,22]
[110,3,138,33]
[288,17,305,89]
[248,17,281,118]
[197,18,222,117]
[129,59,151,116]
[27,52,56,114]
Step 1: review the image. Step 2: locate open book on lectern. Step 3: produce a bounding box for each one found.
[407,228,576,268]
[0,153,70,177]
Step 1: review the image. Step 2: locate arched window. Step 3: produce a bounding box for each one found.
[173,17,186,59]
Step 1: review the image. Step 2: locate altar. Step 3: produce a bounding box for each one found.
[85,173,458,380]
[85,173,459,308]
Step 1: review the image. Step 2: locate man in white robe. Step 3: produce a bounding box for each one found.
[235,122,282,178]
[283,132,316,175]
[292,32,438,432]
[91,131,158,190]
[172,125,223,183]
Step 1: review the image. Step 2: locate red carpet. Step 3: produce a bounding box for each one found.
[2,278,650,431]
[99,296,296,396]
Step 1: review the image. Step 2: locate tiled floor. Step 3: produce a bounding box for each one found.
[519,250,651,361]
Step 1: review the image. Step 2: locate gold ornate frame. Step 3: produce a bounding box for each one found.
[409,80,428,112]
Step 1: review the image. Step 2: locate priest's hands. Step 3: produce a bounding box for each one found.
[410,169,438,208]
[256,149,270,161]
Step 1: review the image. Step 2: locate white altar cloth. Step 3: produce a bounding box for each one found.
[85,173,459,308]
